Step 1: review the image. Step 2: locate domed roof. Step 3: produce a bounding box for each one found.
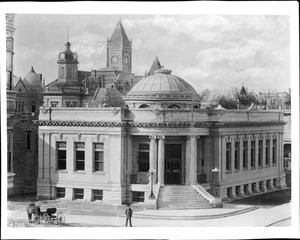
[58,42,78,63]
[23,67,41,86]
[125,68,199,101]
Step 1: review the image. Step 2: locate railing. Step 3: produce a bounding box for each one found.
[197,174,207,184]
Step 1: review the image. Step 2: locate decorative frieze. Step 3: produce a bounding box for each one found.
[34,120,285,128]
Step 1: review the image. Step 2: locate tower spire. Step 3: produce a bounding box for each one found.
[67,26,69,43]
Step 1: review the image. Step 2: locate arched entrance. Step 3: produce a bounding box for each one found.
[165,143,182,185]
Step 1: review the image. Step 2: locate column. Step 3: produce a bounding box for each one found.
[185,136,191,184]
[247,183,253,195]
[239,136,243,172]
[190,136,198,185]
[269,134,273,166]
[240,185,246,197]
[262,135,266,168]
[231,136,235,172]
[231,186,237,198]
[255,135,259,169]
[221,137,226,180]
[157,135,165,186]
[247,135,251,170]
[254,182,260,193]
[149,135,157,183]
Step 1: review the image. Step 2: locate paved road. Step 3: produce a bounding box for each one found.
[7,202,290,227]
[6,189,292,227]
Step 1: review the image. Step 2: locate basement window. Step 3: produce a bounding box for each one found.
[132,191,144,202]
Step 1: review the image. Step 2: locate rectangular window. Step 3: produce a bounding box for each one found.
[7,152,12,172]
[92,189,103,201]
[234,142,239,170]
[67,67,72,78]
[258,140,263,166]
[71,101,78,107]
[251,141,255,167]
[56,187,65,198]
[272,139,277,164]
[226,142,231,171]
[94,143,104,172]
[26,131,32,150]
[266,140,270,165]
[75,142,85,171]
[51,101,58,107]
[243,141,247,169]
[65,101,71,107]
[57,142,66,170]
[138,143,149,172]
[60,67,65,78]
[74,188,84,200]
[132,191,145,202]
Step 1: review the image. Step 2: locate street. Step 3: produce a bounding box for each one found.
[6,189,291,227]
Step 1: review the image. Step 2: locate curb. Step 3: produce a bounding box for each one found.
[119,206,260,220]
[265,217,291,227]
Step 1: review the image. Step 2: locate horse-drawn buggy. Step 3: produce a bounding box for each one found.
[26,203,65,225]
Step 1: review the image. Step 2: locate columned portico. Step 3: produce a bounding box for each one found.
[157,135,165,185]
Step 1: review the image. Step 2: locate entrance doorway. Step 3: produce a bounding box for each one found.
[165,144,182,185]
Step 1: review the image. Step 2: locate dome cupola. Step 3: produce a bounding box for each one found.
[124,66,200,109]
[23,66,41,86]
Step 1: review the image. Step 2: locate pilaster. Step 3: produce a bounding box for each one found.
[262,135,266,168]
[239,136,243,172]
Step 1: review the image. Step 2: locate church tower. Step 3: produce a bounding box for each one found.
[57,41,79,84]
[107,21,132,73]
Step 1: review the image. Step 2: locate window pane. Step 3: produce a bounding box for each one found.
[76,151,85,160]
[76,160,85,171]
[58,149,66,159]
[56,188,65,198]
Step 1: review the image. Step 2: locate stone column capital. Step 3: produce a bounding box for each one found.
[157,135,165,140]
[149,135,157,140]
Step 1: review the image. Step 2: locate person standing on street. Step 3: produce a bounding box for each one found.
[125,204,133,227]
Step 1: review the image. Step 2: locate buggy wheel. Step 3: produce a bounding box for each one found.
[56,212,65,225]
[32,213,40,224]
[41,213,50,224]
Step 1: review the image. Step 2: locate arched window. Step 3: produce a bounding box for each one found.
[21,101,24,113]
[139,104,150,109]
[167,104,180,109]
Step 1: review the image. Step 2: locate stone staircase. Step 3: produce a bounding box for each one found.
[157,185,212,209]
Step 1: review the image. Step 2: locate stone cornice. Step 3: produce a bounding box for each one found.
[34,120,286,128]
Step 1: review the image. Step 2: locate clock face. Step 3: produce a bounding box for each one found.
[111,55,119,64]
[73,53,78,60]
[59,53,65,60]
[124,56,129,64]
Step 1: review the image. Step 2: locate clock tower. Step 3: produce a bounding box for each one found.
[107,21,132,73]
[57,42,79,84]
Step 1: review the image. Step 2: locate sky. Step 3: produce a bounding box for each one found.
[13,14,290,93]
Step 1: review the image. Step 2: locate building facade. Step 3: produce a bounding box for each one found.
[36,67,286,207]
[6,13,17,190]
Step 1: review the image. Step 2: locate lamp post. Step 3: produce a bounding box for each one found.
[149,169,155,199]
[212,167,220,197]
